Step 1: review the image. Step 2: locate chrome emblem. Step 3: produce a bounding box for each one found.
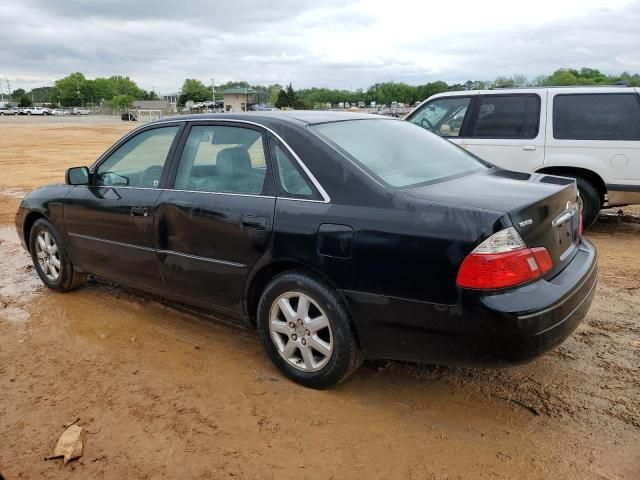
[519,219,533,227]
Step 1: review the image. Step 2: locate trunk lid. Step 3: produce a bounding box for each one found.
[405,169,582,276]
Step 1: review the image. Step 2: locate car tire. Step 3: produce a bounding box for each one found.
[29,219,86,292]
[569,176,601,229]
[256,271,363,389]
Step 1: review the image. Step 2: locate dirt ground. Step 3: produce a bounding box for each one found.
[0,116,638,479]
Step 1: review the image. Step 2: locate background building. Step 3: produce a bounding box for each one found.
[222,87,257,112]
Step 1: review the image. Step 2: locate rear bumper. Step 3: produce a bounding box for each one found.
[342,239,597,366]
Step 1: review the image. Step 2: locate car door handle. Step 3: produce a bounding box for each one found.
[522,145,537,151]
[241,215,267,230]
[130,206,148,217]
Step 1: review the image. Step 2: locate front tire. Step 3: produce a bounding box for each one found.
[256,271,362,388]
[29,219,85,291]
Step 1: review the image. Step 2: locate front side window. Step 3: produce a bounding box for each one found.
[174,125,268,194]
[553,93,640,140]
[312,119,487,188]
[470,95,540,139]
[95,126,180,187]
[271,142,318,199]
[409,97,471,137]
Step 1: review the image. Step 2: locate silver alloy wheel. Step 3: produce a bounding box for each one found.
[35,229,61,282]
[269,291,333,372]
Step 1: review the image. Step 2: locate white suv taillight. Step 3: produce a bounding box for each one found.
[456,227,553,290]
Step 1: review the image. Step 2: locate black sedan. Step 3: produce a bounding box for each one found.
[15,112,598,388]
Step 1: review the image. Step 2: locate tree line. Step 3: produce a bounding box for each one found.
[4,68,639,109]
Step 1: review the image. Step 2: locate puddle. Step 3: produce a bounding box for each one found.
[0,226,42,323]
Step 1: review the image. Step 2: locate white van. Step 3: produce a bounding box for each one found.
[406,87,640,226]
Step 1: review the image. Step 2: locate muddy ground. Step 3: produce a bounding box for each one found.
[0,116,638,479]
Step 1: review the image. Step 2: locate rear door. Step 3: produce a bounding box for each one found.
[462,93,546,173]
[64,123,183,292]
[546,91,640,190]
[155,122,276,316]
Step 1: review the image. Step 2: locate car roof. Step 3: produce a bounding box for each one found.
[152,110,385,127]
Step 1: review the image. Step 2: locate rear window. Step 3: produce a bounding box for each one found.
[311,119,487,188]
[470,95,540,139]
[553,93,640,140]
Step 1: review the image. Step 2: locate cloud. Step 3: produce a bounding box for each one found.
[0,0,638,92]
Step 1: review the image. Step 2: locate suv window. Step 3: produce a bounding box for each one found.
[95,126,179,187]
[409,97,470,137]
[174,125,268,195]
[270,141,318,199]
[470,95,540,139]
[553,93,640,141]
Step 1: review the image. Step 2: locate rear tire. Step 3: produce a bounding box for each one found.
[256,271,363,389]
[569,176,601,229]
[29,219,85,292]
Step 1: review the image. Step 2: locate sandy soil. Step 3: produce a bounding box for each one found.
[0,117,639,479]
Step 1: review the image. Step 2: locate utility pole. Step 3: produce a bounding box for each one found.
[7,79,12,103]
[211,78,215,103]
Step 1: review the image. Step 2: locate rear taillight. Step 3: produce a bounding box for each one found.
[457,227,553,290]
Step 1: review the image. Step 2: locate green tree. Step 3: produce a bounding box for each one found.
[267,84,282,105]
[52,72,86,106]
[19,95,32,107]
[179,78,213,105]
[111,94,134,110]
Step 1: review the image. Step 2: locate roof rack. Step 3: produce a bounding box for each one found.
[490,83,629,90]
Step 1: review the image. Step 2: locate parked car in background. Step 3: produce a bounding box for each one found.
[406,86,640,227]
[53,109,70,116]
[15,112,597,388]
[21,107,51,115]
[0,106,19,115]
[70,108,90,115]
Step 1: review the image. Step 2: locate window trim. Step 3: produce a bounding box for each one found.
[552,92,640,141]
[466,93,542,140]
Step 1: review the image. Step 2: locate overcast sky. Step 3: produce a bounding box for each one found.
[1,0,639,93]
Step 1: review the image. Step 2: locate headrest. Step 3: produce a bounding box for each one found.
[216,147,252,177]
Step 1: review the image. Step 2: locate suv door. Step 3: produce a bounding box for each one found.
[155,122,276,316]
[462,93,545,173]
[64,123,183,292]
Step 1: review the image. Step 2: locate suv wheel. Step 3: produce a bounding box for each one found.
[256,271,362,388]
[29,219,85,291]
[570,176,601,228]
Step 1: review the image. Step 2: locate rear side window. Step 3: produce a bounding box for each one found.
[470,95,540,139]
[553,93,640,140]
[270,141,319,199]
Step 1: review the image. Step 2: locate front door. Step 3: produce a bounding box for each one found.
[156,123,276,315]
[64,124,182,292]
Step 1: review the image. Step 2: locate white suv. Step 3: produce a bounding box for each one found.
[406,86,640,226]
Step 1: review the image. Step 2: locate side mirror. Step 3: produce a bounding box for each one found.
[66,166,90,185]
